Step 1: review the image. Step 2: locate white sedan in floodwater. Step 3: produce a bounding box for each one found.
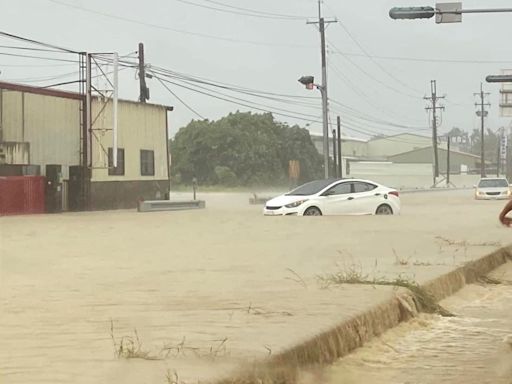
[474,177,511,200]
[263,178,401,216]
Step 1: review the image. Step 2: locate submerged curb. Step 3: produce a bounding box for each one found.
[220,246,512,383]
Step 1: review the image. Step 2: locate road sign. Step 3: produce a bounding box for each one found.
[436,3,463,23]
[500,70,512,117]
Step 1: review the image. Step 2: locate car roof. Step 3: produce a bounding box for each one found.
[478,177,509,182]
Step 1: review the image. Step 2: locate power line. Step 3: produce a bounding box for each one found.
[327,59,427,125]
[331,51,512,65]
[0,30,79,54]
[153,74,322,124]
[45,0,312,48]
[150,63,431,133]
[335,22,423,95]
[201,0,307,19]
[156,76,206,119]
[0,52,78,63]
[328,41,423,100]
[175,0,305,20]
[0,44,71,54]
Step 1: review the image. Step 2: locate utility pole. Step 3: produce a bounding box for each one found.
[424,80,445,184]
[332,128,337,177]
[138,42,149,103]
[474,83,490,178]
[497,135,501,177]
[337,115,342,178]
[447,136,451,186]
[307,1,336,179]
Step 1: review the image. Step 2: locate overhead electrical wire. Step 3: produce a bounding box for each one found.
[45,0,312,48]
[0,52,78,63]
[156,76,206,120]
[201,0,307,20]
[0,30,79,54]
[174,0,306,20]
[331,51,512,65]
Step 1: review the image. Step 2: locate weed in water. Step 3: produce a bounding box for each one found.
[318,269,454,317]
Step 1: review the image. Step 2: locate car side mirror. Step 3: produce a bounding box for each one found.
[322,190,335,197]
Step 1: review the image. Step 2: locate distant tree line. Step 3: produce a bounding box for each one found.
[169,112,323,186]
[447,127,501,162]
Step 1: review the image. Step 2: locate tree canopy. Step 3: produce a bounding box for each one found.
[170,112,323,186]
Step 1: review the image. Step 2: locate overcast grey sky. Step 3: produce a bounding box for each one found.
[1,0,511,139]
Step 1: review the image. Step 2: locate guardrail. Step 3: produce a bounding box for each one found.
[137,199,206,213]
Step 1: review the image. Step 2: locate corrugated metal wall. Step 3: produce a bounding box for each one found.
[90,100,168,182]
[0,176,45,215]
[0,89,81,176]
[0,142,30,164]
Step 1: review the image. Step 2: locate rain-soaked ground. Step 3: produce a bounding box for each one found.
[1,190,512,383]
[317,262,512,384]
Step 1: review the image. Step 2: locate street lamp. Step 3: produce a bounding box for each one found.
[390,3,512,23]
[298,75,330,178]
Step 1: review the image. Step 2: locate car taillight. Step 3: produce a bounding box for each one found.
[389,191,399,197]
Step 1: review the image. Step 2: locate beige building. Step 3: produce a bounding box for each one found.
[310,133,368,158]
[0,81,172,210]
[366,133,433,158]
[388,146,481,174]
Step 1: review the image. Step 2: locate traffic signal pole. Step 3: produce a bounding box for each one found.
[306,1,337,179]
[475,83,490,178]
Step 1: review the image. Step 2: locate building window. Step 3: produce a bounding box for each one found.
[140,150,155,176]
[108,148,125,176]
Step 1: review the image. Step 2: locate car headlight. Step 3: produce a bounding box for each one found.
[285,199,308,208]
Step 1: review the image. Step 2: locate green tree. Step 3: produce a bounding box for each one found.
[169,112,322,186]
[470,128,499,162]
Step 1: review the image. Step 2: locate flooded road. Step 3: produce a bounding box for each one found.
[322,262,512,384]
[1,191,511,383]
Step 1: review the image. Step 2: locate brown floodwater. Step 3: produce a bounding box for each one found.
[321,263,512,384]
[1,191,511,383]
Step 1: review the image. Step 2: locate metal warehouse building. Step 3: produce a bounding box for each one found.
[0,81,172,211]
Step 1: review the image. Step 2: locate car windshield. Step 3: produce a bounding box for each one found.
[286,179,338,196]
[478,179,509,188]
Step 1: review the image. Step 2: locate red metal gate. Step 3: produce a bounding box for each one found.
[0,176,46,215]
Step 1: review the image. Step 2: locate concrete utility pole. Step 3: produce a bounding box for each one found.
[475,83,490,178]
[425,80,445,183]
[337,115,342,178]
[307,1,336,179]
[332,128,338,177]
[447,135,451,186]
[138,42,149,103]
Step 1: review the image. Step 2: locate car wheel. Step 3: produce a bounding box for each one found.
[304,207,322,216]
[376,204,393,215]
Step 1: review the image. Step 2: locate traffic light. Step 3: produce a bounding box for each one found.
[389,6,436,20]
[298,76,315,89]
[486,75,512,83]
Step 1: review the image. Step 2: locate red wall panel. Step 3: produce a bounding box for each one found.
[0,176,46,215]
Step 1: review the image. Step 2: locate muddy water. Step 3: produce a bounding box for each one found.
[322,263,512,384]
[1,191,511,383]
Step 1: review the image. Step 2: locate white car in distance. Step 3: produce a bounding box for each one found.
[263,178,401,216]
[474,178,511,200]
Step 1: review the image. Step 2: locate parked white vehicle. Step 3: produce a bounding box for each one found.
[474,178,511,200]
[263,178,401,216]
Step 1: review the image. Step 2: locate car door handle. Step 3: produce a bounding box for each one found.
[374,193,381,196]
[347,197,355,201]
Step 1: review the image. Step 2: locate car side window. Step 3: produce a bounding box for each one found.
[353,182,377,193]
[324,182,352,196]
